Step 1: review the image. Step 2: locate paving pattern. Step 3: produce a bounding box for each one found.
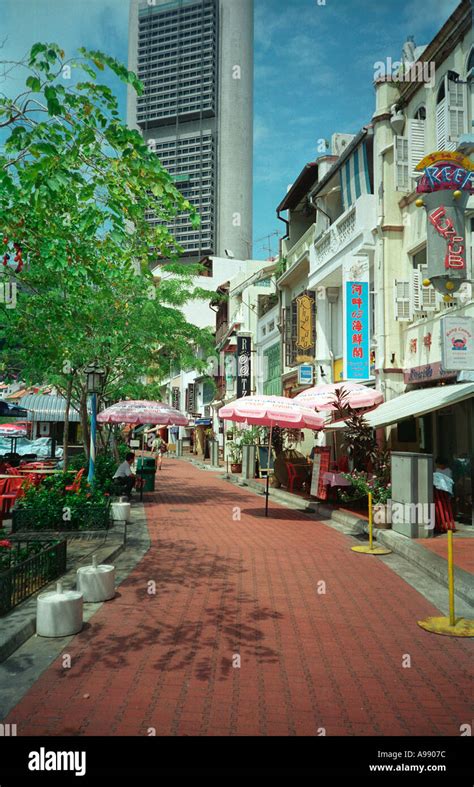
[5,460,473,736]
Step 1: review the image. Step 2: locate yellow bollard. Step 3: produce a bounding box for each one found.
[351,491,391,555]
[448,529,455,627]
[418,527,474,637]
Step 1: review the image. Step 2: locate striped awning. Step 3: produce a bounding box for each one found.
[19,394,90,423]
[340,139,371,211]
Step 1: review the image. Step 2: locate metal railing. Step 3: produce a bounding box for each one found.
[0,537,67,616]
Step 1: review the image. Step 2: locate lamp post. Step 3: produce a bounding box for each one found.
[85,363,105,486]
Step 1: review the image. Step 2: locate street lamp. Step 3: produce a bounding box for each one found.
[85,362,105,486]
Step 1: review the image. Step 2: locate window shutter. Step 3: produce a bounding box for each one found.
[408,119,425,176]
[447,80,466,146]
[394,137,409,191]
[394,280,411,321]
[419,266,437,310]
[412,269,422,312]
[436,97,448,149]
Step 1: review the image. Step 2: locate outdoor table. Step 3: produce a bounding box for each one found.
[0,474,23,479]
[322,472,352,487]
[17,468,73,474]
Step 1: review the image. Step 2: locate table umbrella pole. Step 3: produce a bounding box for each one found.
[265,425,273,518]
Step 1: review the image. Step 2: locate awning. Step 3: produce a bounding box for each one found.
[326,382,474,431]
[19,394,90,423]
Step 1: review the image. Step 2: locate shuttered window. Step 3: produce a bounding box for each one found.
[436,73,466,149]
[394,137,409,192]
[394,280,411,321]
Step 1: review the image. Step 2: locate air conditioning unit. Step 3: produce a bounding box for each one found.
[331,133,355,157]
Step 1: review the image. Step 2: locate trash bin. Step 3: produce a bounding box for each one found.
[137,457,156,492]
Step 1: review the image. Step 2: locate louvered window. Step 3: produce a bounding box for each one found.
[394,280,411,321]
[395,119,426,191]
[436,72,466,150]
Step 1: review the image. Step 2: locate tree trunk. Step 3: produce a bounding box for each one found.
[62,375,74,471]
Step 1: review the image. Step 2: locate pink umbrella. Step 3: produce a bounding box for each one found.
[0,423,29,437]
[219,395,325,517]
[295,383,383,412]
[97,400,188,426]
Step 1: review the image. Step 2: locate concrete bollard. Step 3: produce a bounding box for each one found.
[36,581,83,638]
[76,554,116,603]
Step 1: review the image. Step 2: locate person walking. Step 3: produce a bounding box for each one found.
[152,434,168,470]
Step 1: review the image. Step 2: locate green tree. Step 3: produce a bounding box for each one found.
[0,43,215,463]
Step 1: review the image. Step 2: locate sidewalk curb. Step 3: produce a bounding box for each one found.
[0,523,127,664]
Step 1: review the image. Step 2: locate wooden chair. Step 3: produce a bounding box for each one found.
[65,467,85,493]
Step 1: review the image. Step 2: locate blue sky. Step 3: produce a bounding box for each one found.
[0,0,460,259]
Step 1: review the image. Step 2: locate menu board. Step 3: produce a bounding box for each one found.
[310,447,331,500]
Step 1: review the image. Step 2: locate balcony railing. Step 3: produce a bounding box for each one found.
[283,223,316,270]
[314,194,376,269]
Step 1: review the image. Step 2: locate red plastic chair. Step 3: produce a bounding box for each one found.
[434,488,456,533]
[0,477,26,521]
[65,467,85,493]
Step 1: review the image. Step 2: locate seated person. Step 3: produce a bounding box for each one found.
[435,456,453,479]
[113,452,138,499]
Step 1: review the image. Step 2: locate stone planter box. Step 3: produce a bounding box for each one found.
[11,501,111,533]
[241,445,256,479]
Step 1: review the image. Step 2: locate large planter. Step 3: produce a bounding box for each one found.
[231,463,242,474]
[12,501,111,533]
[0,536,67,616]
[210,439,220,467]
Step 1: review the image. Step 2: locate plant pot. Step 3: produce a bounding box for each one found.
[231,463,242,474]
[373,502,391,529]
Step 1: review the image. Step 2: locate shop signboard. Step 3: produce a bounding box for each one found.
[343,258,370,380]
[237,334,251,398]
[415,152,473,296]
[310,447,331,500]
[172,387,180,411]
[441,316,474,371]
[187,383,196,414]
[298,364,314,386]
[296,291,316,363]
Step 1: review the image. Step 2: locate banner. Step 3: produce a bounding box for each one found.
[343,258,370,380]
[296,291,316,363]
[237,335,251,398]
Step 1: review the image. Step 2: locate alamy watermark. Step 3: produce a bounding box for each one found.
[374,58,435,87]
[374,501,435,531]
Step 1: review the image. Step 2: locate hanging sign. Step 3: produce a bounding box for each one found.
[172,387,180,411]
[298,364,314,385]
[343,258,370,380]
[237,334,251,398]
[296,291,316,363]
[415,151,473,295]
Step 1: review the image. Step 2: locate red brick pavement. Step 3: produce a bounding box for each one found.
[5,461,473,737]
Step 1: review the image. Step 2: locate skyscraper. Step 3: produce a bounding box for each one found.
[128,0,254,264]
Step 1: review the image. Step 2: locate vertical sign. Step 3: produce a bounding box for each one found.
[343,259,370,380]
[296,290,316,363]
[237,335,252,398]
[310,447,331,500]
[172,387,180,410]
[187,383,196,414]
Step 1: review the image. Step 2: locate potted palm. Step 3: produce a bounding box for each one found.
[228,435,243,473]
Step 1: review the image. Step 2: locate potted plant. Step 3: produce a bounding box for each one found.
[227,434,243,473]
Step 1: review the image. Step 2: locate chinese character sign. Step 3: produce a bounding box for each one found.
[237,335,252,398]
[172,387,180,411]
[343,260,370,381]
